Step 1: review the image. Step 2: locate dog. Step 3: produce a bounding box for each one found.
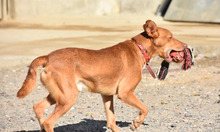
[17,20,187,132]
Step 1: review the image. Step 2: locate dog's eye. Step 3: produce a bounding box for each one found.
[169,36,172,39]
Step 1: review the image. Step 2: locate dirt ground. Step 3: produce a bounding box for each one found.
[0,15,220,132]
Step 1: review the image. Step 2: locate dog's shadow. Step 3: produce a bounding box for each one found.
[16,118,140,132]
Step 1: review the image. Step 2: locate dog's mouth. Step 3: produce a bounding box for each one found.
[166,49,184,62]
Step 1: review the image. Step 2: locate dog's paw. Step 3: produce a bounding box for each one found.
[130,119,141,131]
[130,123,137,131]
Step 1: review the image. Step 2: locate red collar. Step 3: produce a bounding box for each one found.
[132,39,149,63]
[132,39,156,78]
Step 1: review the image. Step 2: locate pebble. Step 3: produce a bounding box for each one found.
[215,100,220,103]
[171,124,177,128]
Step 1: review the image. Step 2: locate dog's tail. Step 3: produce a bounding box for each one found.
[17,56,48,98]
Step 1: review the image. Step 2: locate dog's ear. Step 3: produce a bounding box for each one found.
[143,20,159,38]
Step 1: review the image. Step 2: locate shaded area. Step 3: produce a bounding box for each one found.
[15,119,142,132]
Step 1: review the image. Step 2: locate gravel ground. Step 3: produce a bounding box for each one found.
[0,15,220,132]
[0,56,220,132]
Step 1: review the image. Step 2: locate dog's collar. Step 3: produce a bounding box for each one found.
[132,39,156,79]
[132,39,149,63]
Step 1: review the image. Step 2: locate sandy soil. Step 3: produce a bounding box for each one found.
[0,15,220,132]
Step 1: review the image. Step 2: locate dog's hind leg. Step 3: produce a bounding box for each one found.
[101,95,119,132]
[42,91,78,132]
[33,94,55,131]
[42,84,78,132]
[39,68,79,132]
[43,75,79,132]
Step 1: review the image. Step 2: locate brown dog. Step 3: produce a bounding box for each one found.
[17,20,187,132]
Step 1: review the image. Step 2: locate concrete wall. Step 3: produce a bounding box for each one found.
[118,0,161,14]
[4,0,219,23]
[13,0,119,17]
[9,0,161,19]
[164,0,220,23]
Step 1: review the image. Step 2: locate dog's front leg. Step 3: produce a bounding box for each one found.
[101,95,119,132]
[118,92,148,130]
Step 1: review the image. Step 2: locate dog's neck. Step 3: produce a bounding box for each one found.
[132,32,156,61]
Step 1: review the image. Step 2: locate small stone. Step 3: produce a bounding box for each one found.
[192,93,200,96]
[171,124,176,128]
[138,93,142,96]
[184,113,192,117]
[30,117,35,122]
[203,124,208,127]
[215,100,220,103]
[184,119,189,123]
[161,101,168,104]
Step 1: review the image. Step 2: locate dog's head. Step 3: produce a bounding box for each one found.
[143,20,187,62]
